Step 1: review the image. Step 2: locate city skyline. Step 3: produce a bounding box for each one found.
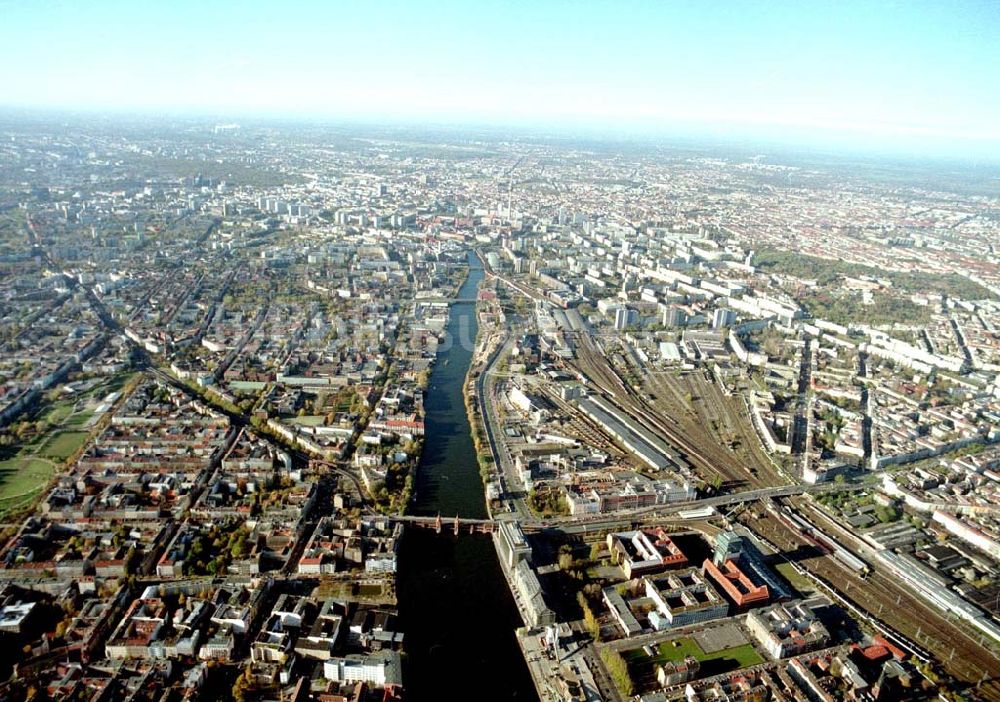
[2,3,1000,700]
[1,90,1000,701]
[2,0,999,158]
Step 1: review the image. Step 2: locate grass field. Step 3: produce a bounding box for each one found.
[288,415,325,427]
[64,409,96,428]
[773,560,814,594]
[313,580,393,604]
[38,431,90,461]
[42,401,76,426]
[0,457,57,502]
[657,638,763,668]
[625,636,764,682]
[0,371,135,519]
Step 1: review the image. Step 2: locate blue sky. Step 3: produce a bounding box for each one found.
[1,0,998,155]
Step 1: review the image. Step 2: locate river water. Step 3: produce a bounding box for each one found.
[396,252,537,701]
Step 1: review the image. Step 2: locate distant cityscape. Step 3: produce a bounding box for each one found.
[0,115,998,702]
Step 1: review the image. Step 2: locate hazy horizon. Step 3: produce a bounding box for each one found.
[2,0,998,161]
[5,104,1000,172]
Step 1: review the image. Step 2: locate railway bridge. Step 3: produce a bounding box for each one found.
[414,297,480,305]
[384,479,864,537]
[390,514,496,535]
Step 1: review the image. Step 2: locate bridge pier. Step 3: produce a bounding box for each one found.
[390,514,498,535]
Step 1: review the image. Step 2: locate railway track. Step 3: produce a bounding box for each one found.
[645,370,695,423]
[573,333,768,491]
[504,279,786,487]
[493,276,1000,697]
[643,370,750,485]
[746,511,1000,696]
[695,370,786,486]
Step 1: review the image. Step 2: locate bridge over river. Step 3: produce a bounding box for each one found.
[414,296,480,304]
[391,513,496,535]
[384,478,864,537]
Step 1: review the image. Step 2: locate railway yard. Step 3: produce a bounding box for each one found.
[642,366,785,488]
[484,269,1000,700]
[744,506,1000,697]
[537,280,786,494]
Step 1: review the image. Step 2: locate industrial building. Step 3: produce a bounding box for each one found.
[576,395,677,472]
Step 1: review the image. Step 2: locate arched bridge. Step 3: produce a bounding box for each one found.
[390,514,496,535]
[414,297,480,305]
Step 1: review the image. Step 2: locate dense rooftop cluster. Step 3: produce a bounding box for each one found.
[0,117,998,700]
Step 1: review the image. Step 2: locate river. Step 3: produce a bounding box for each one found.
[396,252,537,701]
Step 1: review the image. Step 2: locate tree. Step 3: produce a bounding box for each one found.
[589,541,604,561]
[416,370,431,389]
[577,591,600,641]
[601,648,633,697]
[232,665,253,702]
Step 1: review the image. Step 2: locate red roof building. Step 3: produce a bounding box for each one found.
[702,558,769,608]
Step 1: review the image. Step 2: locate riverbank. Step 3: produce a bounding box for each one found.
[463,310,500,512]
